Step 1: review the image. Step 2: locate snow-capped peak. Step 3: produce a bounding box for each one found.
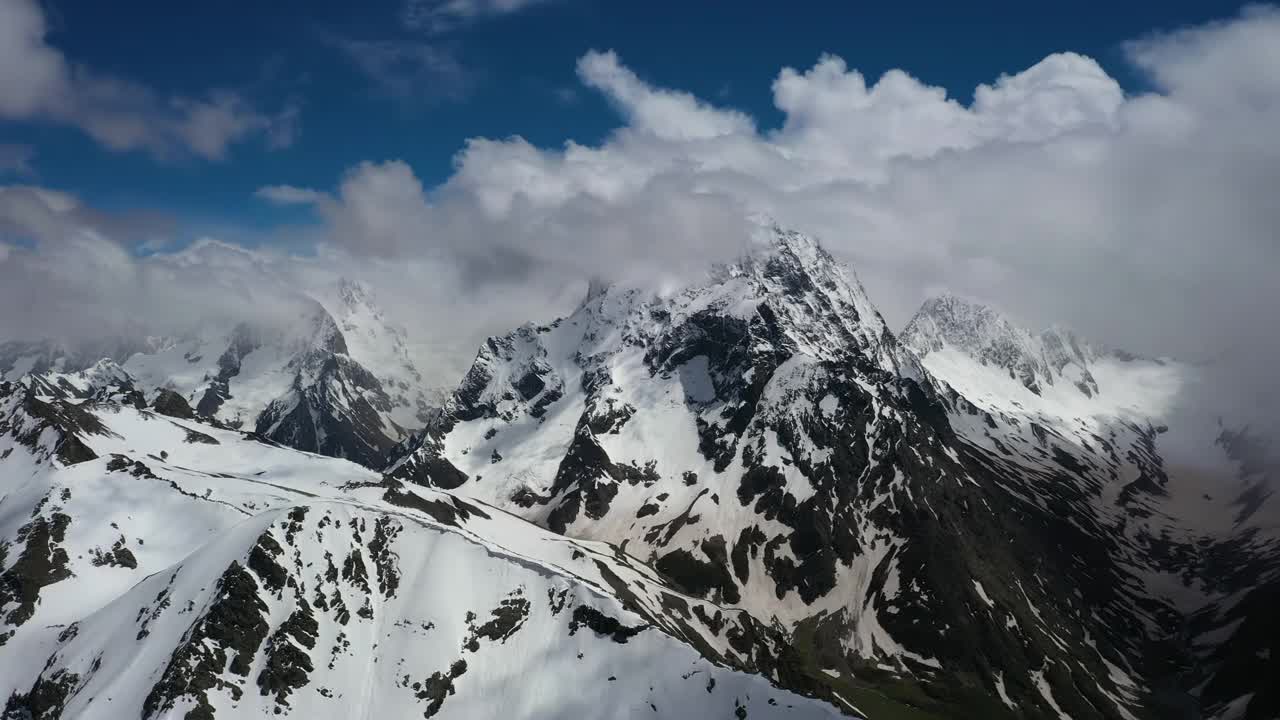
[336,276,374,309]
[902,293,1100,397]
[315,278,440,430]
[702,225,904,371]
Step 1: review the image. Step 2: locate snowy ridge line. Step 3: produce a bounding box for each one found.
[4,221,1277,719]
[1,388,843,718]
[388,225,1161,719]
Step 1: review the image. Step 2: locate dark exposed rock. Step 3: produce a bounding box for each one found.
[368,516,402,599]
[389,435,470,490]
[89,536,137,569]
[513,369,546,400]
[341,549,371,597]
[568,605,647,644]
[257,605,319,706]
[184,428,220,445]
[152,388,197,420]
[0,513,73,627]
[3,387,108,465]
[463,592,531,651]
[655,536,739,604]
[196,323,258,418]
[255,355,399,470]
[2,669,80,720]
[545,420,630,534]
[731,526,767,584]
[414,659,468,718]
[1196,578,1280,720]
[248,532,288,595]
[144,562,270,720]
[382,487,460,527]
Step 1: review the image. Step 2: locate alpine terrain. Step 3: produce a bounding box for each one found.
[1,225,1275,720]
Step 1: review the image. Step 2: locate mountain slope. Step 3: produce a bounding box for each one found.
[3,281,437,468]
[5,225,1277,720]
[902,294,1103,398]
[0,376,842,719]
[903,293,1280,720]
[318,278,445,431]
[389,226,1159,719]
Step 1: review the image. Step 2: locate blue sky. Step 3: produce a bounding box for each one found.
[1,0,1250,240]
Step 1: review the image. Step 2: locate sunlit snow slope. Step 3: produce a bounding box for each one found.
[0,376,842,719]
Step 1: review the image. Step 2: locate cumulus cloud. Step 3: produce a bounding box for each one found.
[577,50,756,141]
[0,0,297,160]
[427,13,1275,371]
[3,5,1279,432]
[307,7,1280,434]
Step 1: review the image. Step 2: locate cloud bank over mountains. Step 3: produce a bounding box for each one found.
[1,5,1277,427]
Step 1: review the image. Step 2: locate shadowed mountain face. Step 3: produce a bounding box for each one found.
[902,289,1280,720]
[2,225,1275,720]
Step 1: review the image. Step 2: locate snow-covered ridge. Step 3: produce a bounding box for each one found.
[4,280,441,468]
[902,293,1104,398]
[3,221,1277,719]
[389,224,1175,720]
[0,387,843,719]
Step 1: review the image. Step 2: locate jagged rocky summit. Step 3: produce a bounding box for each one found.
[1,223,1276,720]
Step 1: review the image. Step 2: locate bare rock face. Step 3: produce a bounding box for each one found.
[151,388,196,420]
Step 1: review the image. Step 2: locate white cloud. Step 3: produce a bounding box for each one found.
[0,0,65,119]
[0,186,316,344]
[577,50,755,141]
[0,0,297,160]
[306,7,1280,427]
[316,161,436,257]
[5,6,1280,430]
[970,52,1123,141]
[255,185,326,206]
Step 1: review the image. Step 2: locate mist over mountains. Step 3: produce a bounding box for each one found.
[3,224,1277,719]
[2,1,1278,718]
[3,7,1280,432]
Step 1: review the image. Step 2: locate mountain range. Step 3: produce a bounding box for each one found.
[1,225,1275,720]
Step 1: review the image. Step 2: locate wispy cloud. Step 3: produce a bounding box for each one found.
[0,0,297,160]
[254,185,326,205]
[324,35,473,101]
[401,0,552,34]
[0,145,35,176]
[323,0,540,104]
